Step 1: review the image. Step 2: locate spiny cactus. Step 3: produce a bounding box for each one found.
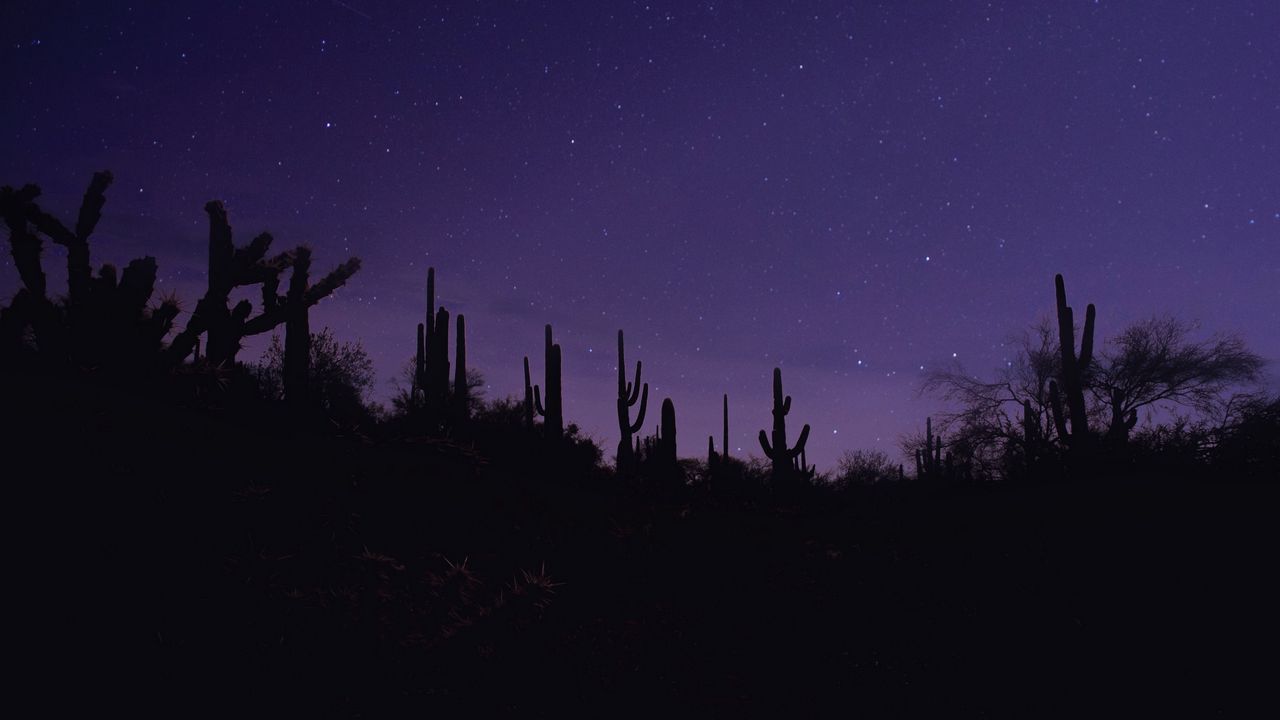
[758,368,811,488]
[532,324,563,440]
[614,329,649,473]
[1048,273,1095,451]
[166,201,360,370]
[1,172,180,368]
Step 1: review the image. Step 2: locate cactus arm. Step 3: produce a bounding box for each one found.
[788,424,811,459]
[759,429,776,459]
[782,395,791,415]
[1080,303,1096,371]
[628,383,649,433]
[533,384,545,416]
[627,361,643,405]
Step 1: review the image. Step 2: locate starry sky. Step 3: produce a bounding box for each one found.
[3,1,1277,468]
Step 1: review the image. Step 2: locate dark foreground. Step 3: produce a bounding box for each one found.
[7,375,1277,716]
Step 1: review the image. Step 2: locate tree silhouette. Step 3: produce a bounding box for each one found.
[1093,316,1264,444]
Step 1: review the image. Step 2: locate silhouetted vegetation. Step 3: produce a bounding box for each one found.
[4,173,1276,714]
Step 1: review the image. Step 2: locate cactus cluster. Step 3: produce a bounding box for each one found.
[914,416,950,481]
[412,267,468,431]
[530,324,564,440]
[1,172,179,369]
[166,201,361,387]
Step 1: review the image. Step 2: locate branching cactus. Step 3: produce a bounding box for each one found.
[166,201,360,369]
[914,416,944,480]
[614,329,649,472]
[758,368,811,487]
[1,172,179,367]
[532,324,564,440]
[1048,273,1096,450]
[412,267,471,432]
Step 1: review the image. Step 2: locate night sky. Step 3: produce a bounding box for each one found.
[3,1,1277,468]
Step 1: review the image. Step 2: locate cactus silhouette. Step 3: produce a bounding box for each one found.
[614,329,649,472]
[410,268,471,432]
[914,416,947,481]
[522,356,535,429]
[532,324,563,440]
[453,314,468,426]
[166,201,360,369]
[652,397,681,488]
[1048,273,1095,450]
[758,368,811,488]
[1,172,179,368]
[708,394,729,478]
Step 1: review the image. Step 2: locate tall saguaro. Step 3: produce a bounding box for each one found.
[533,324,564,440]
[758,367,811,488]
[615,329,649,471]
[1048,273,1096,451]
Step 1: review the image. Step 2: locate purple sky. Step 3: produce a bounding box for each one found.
[3,1,1277,468]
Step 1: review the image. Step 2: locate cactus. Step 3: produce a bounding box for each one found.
[282,247,313,406]
[653,397,680,487]
[166,201,360,369]
[1048,273,1095,450]
[914,416,943,480]
[758,368,811,488]
[453,314,468,425]
[1021,399,1040,474]
[411,268,470,432]
[532,324,563,440]
[722,393,729,462]
[522,356,535,429]
[708,394,733,483]
[0,173,185,368]
[614,330,649,472]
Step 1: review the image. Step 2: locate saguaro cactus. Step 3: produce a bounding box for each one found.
[412,267,472,432]
[722,393,729,462]
[1048,273,1095,450]
[282,247,313,405]
[709,393,729,479]
[654,397,680,486]
[758,368,811,487]
[522,356,535,429]
[532,324,563,440]
[615,329,649,472]
[453,313,468,425]
[914,416,945,481]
